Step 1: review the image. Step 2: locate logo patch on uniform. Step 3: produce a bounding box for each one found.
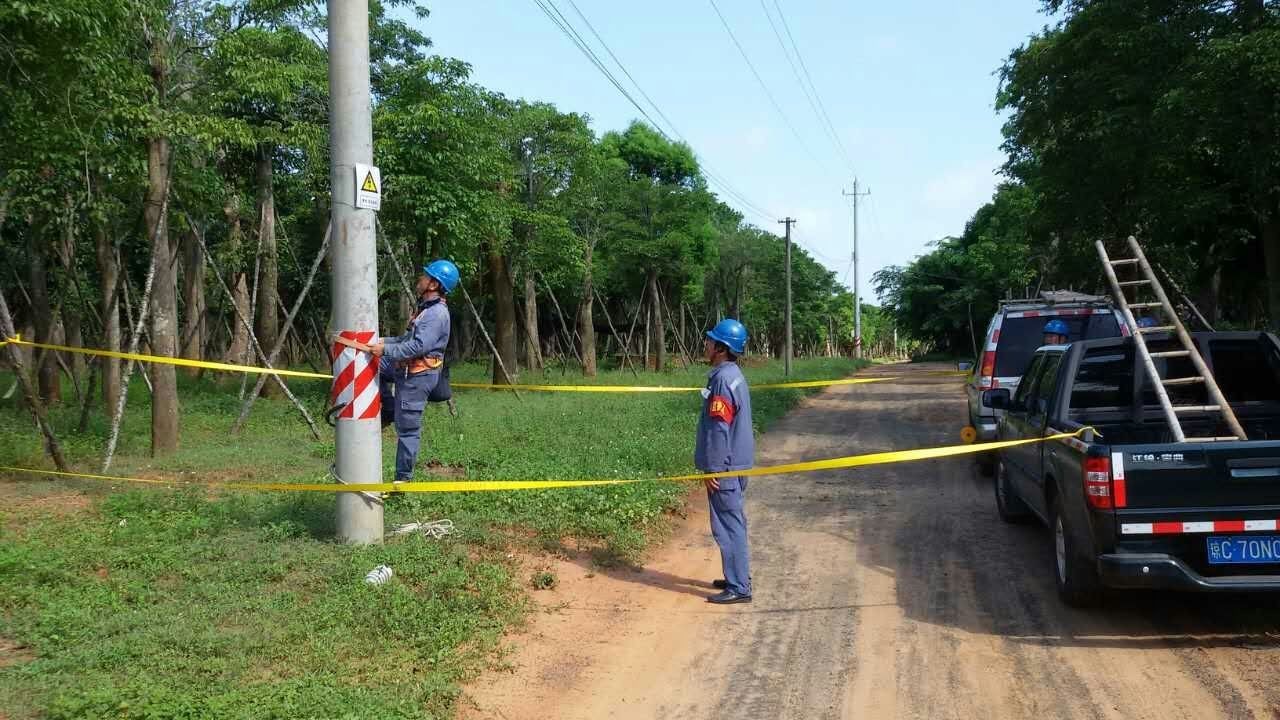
[708,395,735,424]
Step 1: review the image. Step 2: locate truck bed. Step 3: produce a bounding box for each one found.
[1068,407,1280,445]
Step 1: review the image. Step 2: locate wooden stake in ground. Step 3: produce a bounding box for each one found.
[190,217,321,441]
[623,290,645,368]
[378,221,416,302]
[593,288,639,377]
[0,189,70,472]
[239,214,266,403]
[537,271,584,368]
[459,284,520,398]
[232,223,331,433]
[658,285,692,369]
[685,303,701,357]
[102,195,166,472]
[0,298,69,472]
[76,357,100,433]
[120,271,153,393]
[9,275,81,403]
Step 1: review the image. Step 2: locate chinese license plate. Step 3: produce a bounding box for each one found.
[1207,535,1280,565]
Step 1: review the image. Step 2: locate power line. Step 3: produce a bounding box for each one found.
[534,0,782,228]
[560,2,779,226]
[758,0,854,177]
[564,0,687,148]
[531,0,661,133]
[771,0,856,176]
[707,0,834,176]
[791,227,842,265]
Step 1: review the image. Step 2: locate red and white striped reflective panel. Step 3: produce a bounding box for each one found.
[1111,452,1127,508]
[330,330,380,420]
[1121,520,1280,536]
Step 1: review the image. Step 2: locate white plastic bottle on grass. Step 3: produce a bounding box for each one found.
[365,565,393,585]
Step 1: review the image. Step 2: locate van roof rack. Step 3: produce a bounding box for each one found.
[998,290,1113,307]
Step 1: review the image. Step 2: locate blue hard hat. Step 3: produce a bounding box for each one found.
[1137,316,1156,328]
[1043,319,1069,336]
[424,259,460,294]
[707,319,748,354]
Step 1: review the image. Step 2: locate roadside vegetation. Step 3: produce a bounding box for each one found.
[0,357,863,718]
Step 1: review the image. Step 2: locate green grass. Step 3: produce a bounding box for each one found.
[0,356,863,719]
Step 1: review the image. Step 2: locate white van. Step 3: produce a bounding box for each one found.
[965,292,1127,471]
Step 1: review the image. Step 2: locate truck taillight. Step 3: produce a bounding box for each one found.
[1083,455,1113,510]
[978,351,996,390]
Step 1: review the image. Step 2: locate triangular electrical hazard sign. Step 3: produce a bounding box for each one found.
[361,172,378,193]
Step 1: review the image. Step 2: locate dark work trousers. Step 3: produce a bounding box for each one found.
[708,476,751,596]
[379,358,439,481]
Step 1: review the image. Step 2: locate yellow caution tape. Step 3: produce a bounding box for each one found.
[4,336,332,380]
[3,336,916,392]
[452,377,895,393]
[0,430,1087,494]
[754,377,894,389]
[451,382,699,393]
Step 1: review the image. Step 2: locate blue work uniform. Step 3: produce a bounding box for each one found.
[695,360,754,597]
[379,296,450,481]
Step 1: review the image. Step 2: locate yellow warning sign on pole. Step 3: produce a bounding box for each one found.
[354,163,381,211]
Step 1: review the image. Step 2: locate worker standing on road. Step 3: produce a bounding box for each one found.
[370,259,458,483]
[1043,318,1070,346]
[697,319,755,605]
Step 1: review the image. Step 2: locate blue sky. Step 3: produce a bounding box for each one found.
[414,1,1051,301]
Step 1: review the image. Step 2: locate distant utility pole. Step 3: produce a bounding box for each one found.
[329,0,382,544]
[843,180,871,359]
[778,216,797,376]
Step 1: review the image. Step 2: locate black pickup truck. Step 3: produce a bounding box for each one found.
[983,332,1280,606]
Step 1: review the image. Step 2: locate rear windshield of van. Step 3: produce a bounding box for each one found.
[994,313,1122,377]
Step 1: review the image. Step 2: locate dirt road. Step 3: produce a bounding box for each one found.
[461,362,1280,720]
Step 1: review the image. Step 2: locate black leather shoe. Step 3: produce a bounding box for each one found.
[712,579,728,590]
[707,590,752,605]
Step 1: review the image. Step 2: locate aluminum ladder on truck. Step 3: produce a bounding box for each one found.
[1095,236,1246,443]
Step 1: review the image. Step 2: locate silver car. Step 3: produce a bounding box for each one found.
[965,292,1126,473]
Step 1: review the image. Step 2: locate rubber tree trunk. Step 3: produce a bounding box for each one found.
[523,269,543,371]
[399,291,413,330]
[223,196,250,363]
[28,226,60,404]
[456,300,475,361]
[95,221,121,414]
[253,144,279,397]
[578,243,597,376]
[679,301,687,360]
[647,269,664,371]
[0,287,68,471]
[57,203,85,387]
[488,246,519,384]
[181,219,206,373]
[146,133,180,456]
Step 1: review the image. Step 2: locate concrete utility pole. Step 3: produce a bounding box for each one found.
[329,0,382,544]
[843,180,871,359]
[778,217,796,376]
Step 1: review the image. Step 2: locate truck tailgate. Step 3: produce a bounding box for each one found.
[1113,440,1280,554]
[1116,440,1280,511]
